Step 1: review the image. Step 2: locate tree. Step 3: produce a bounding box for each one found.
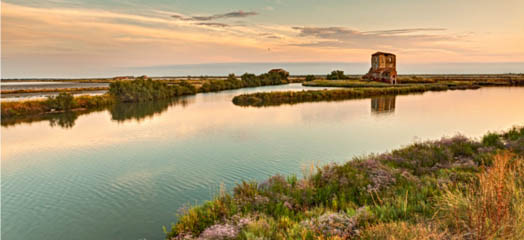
[305,75,316,82]
[327,70,347,80]
[46,92,76,110]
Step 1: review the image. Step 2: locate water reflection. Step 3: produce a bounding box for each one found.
[1,97,194,129]
[1,109,102,129]
[48,112,80,128]
[371,96,396,114]
[110,97,193,123]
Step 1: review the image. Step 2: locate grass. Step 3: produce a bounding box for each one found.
[166,126,524,240]
[302,79,521,90]
[303,80,393,88]
[232,84,454,107]
[1,94,113,118]
[304,76,524,89]
[435,151,524,239]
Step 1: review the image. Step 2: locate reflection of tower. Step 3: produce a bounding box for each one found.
[371,96,396,114]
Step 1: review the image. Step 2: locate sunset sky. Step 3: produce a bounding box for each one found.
[2,0,524,77]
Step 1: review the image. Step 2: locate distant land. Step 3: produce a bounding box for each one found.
[2,62,523,79]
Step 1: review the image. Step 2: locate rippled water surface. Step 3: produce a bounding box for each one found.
[2,84,524,240]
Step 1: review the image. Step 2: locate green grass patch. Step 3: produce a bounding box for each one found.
[232,84,452,107]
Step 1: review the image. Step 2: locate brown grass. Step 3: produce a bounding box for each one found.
[360,222,447,240]
[437,152,524,240]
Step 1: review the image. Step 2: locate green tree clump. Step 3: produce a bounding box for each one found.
[46,92,76,111]
[109,77,196,102]
[327,70,348,80]
[305,75,316,82]
[199,71,289,93]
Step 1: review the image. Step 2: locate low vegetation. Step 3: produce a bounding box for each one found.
[326,70,350,80]
[1,78,196,117]
[303,78,523,89]
[304,75,316,82]
[1,71,286,119]
[1,93,113,118]
[109,77,197,102]
[303,80,392,88]
[166,126,524,240]
[232,84,452,107]
[199,71,289,93]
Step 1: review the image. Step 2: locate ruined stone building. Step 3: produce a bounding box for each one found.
[363,52,397,84]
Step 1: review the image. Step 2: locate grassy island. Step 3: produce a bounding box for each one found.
[1,94,113,118]
[302,78,524,89]
[166,126,524,240]
[199,72,289,93]
[232,84,462,107]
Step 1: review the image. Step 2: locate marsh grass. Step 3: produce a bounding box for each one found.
[232,84,451,106]
[359,222,447,240]
[436,152,524,239]
[167,127,524,240]
[1,94,113,118]
[303,80,392,88]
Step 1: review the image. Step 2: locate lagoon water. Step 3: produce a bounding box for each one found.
[1,81,109,101]
[2,84,524,240]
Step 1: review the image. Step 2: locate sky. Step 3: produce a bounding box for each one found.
[1,0,524,78]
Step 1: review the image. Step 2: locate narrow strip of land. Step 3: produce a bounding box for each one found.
[1,87,109,94]
[233,78,524,107]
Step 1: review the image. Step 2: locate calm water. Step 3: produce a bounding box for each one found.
[1,81,108,90]
[1,81,109,101]
[2,84,524,240]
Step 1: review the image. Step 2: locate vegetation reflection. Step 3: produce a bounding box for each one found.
[110,97,193,123]
[1,97,193,128]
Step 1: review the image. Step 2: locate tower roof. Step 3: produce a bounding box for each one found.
[372,51,395,56]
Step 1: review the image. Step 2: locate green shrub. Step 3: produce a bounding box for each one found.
[327,70,347,80]
[482,132,504,148]
[200,71,288,93]
[46,92,75,110]
[305,75,315,82]
[109,77,196,102]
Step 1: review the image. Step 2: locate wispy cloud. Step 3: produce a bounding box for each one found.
[362,28,447,35]
[195,22,230,27]
[171,10,258,21]
[293,27,448,39]
[291,26,460,52]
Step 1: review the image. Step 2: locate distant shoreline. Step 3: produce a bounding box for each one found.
[2,73,524,82]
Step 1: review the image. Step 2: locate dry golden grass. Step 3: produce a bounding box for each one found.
[360,222,447,240]
[437,152,524,240]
